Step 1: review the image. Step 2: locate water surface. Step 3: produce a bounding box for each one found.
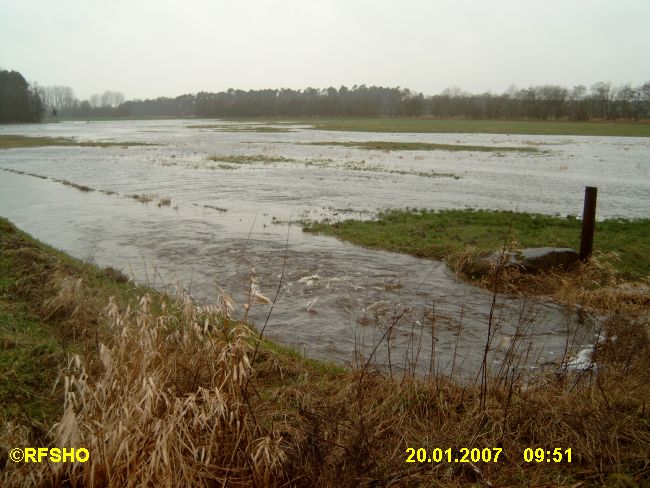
[2,119,644,375]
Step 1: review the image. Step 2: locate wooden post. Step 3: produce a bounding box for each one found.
[579,186,597,261]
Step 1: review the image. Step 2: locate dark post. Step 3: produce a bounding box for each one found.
[579,186,597,261]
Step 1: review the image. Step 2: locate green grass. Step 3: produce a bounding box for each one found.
[0,304,62,421]
[0,134,153,149]
[0,218,139,422]
[303,209,650,281]
[242,117,650,137]
[305,140,541,152]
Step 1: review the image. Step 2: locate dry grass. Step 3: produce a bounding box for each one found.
[1,219,649,487]
[464,249,650,314]
[3,284,648,487]
[3,290,285,487]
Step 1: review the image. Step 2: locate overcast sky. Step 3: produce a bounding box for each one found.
[1,0,649,100]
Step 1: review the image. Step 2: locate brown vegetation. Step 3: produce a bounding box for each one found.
[1,219,648,487]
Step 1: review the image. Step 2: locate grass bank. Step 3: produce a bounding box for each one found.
[303,209,650,283]
[0,218,138,422]
[1,217,648,486]
[244,117,650,137]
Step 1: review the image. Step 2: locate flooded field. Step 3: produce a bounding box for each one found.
[1,119,648,375]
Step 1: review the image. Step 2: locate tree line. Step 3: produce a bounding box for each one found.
[2,67,650,123]
[45,82,650,121]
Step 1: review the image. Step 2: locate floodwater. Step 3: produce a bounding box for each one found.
[1,120,647,376]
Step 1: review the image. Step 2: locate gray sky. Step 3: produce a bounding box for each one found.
[1,0,649,100]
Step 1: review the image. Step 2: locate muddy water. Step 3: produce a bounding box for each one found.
[1,120,646,376]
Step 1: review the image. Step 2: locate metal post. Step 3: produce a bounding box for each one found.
[579,186,597,261]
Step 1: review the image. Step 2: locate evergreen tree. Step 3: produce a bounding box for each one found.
[0,69,44,123]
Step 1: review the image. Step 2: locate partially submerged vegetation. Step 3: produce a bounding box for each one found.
[191,203,228,212]
[127,193,155,204]
[1,217,648,486]
[339,161,460,179]
[57,179,94,192]
[188,124,293,132]
[203,204,228,212]
[1,167,49,180]
[207,154,296,164]
[204,154,461,179]
[0,134,153,149]
[1,167,181,211]
[305,140,541,153]
[157,197,172,207]
[2,168,98,193]
[285,117,650,137]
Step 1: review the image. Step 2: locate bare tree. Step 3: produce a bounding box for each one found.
[99,90,125,108]
[615,83,638,121]
[40,85,77,114]
[590,82,612,118]
[89,93,102,108]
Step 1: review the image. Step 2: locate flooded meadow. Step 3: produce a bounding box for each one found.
[1,119,648,376]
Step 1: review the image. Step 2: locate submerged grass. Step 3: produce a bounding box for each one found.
[303,209,650,282]
[1,217,648,486]
[305,140,541,153]
[0,135,153,149]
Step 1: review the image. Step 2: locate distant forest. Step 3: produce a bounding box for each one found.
[2,68,650,123]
